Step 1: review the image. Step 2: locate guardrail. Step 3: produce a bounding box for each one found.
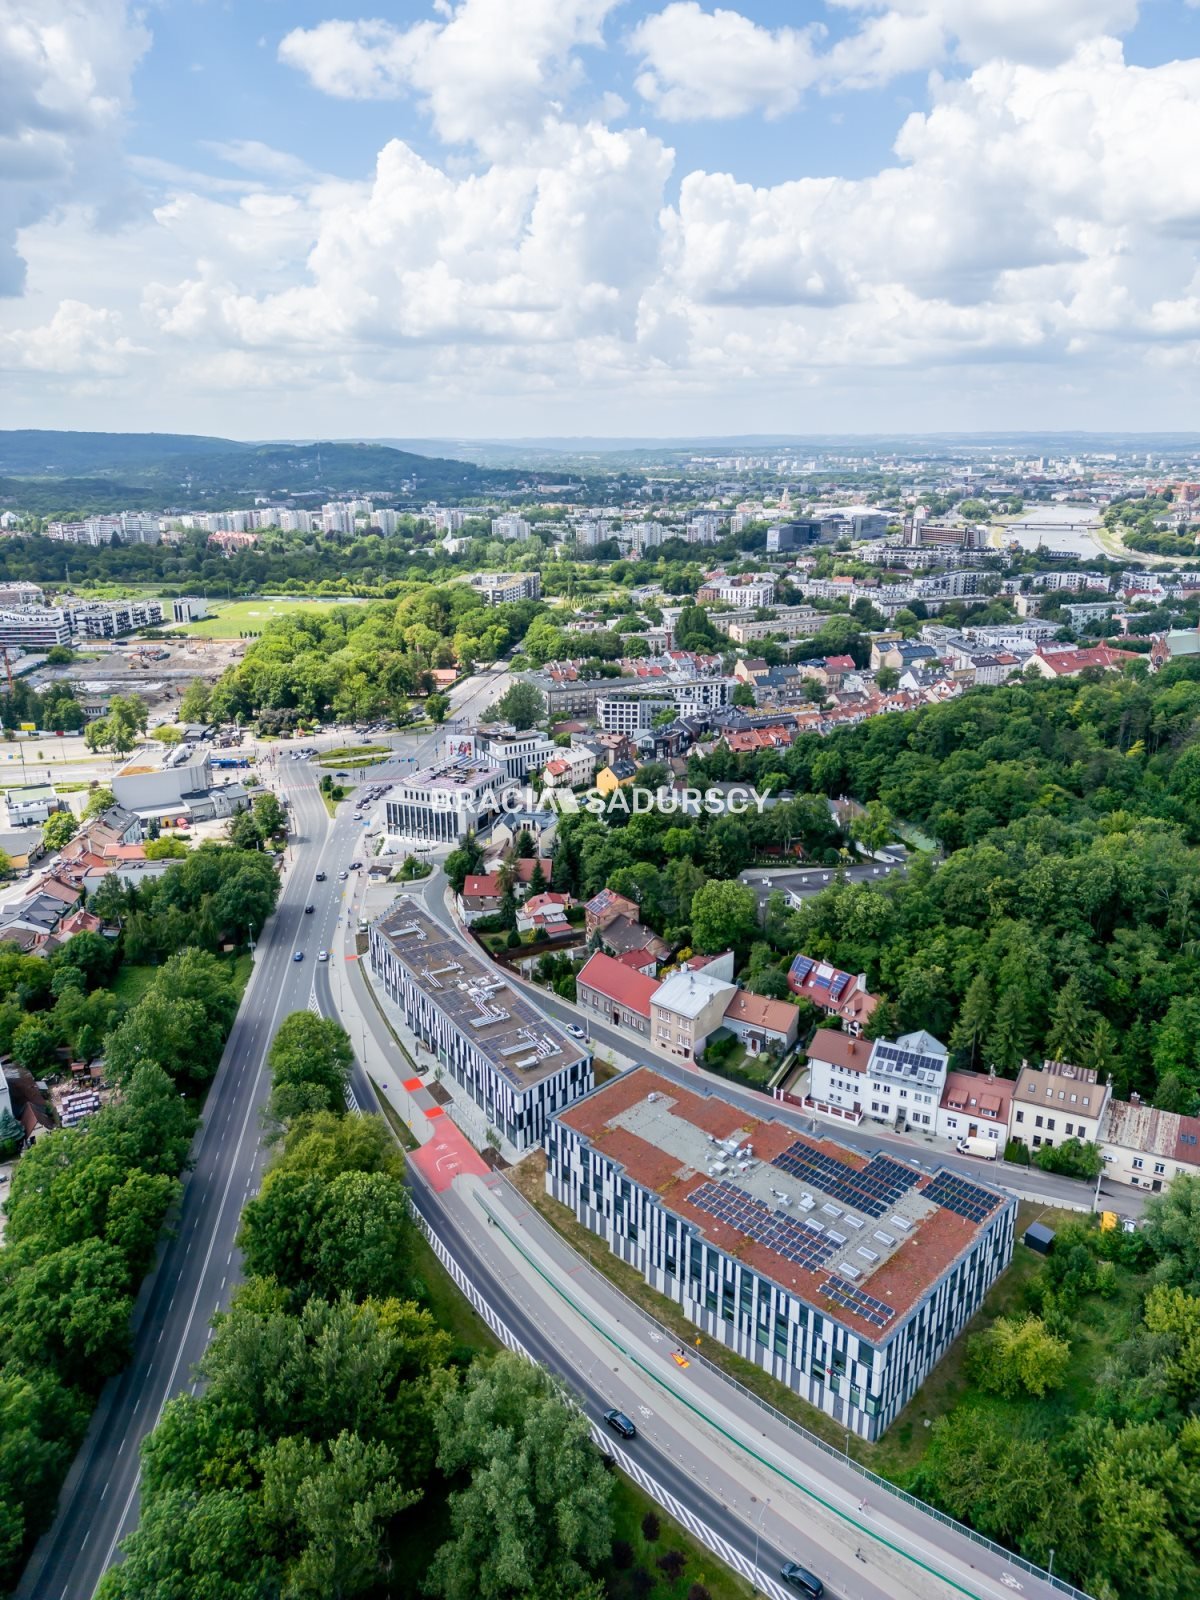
[407,1201,787,1598]
[501,1175,1096,1600]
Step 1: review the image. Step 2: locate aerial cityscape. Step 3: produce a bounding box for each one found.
[3,5,1200,1600]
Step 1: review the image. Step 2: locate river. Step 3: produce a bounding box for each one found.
[991,503,1104,558]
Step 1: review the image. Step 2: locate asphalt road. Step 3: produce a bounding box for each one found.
[15,668,506,1600]
[17,768,332,1600]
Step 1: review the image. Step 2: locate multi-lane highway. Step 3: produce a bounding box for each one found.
[16,679,494,1600]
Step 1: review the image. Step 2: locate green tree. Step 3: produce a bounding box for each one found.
[427,1354,612,1600]
[41,810,76,852]
[689,879,758,955]
[489,682,545,731]
[731,682,756,708]
[1045,977,1092,1065]
[82,786,115,820]
[949,973,992,1069]
[178,678,212,724]
[426,692,451,724]
[967,1314,1071,1398]
[252,790,287,840]
[226,809,262,851]
[265,1012,353,1126]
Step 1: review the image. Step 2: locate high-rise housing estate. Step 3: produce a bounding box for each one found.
[492,514,532,541]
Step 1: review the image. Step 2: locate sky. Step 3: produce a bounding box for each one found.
[5,0,1200,441]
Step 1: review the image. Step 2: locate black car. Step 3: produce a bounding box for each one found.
[602,1409,636,1441]
[780,1562,823,1597]
[315,871,326,882]
[304,904,315,914]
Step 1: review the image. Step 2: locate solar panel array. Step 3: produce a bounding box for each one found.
[922,1171,1002,1223]
[820,1275,897,1329]
[770,1145,921,1219]
[689,1181,838,1272]
[872,1040,944,1082]
[790,955,815,985]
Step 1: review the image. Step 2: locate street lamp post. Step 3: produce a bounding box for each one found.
[751,1497,770,1596]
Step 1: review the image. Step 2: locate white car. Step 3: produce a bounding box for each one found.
[317,950,330,962]
[565,1023,586,1040]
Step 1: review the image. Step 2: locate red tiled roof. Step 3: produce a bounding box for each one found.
[576,951,660,1017]
[723,991,799,1035]
[806,1028,873,1074]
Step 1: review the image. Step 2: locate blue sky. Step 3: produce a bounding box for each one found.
[5,1,1200,438]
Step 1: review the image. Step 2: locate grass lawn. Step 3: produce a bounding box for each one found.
[175,597,363,639]
[112,950,253,1008]
[702,1043,778,1092]
[320,744,391,761]
[109,963,160,1008]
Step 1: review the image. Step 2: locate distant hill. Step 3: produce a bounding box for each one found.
[0,432,552,513]
[0,430,241,476]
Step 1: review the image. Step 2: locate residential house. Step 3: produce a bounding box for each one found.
[721,991,800,1055]
[516,892,573,937]
[1100,1094,1200,1192]
[935,1071,1014,1149]
[576,950,657,1040]
[805,1028,948,1131]
[3,785,66,828]
[584,889,640,940]
[457,858,553,924]
[596,914,672,967]
[541,745,595,789]
[1026,644,1138,679]
[1007,1058,1110,1153]
[651,967,737,1061]
[787,955,878,1033]
[803,1029,874,1122]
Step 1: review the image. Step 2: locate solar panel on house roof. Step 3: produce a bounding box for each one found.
[790,956,815,984]
[689,1181,838,1273]
[829,973,849,1001]
[922,1171,1002,1223]
[820,1274,897,1329]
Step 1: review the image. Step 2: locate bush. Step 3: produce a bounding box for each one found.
[611,1539,634,1571]
[657,1549,687,1581]
[688,1586,713,1600]
[641,1511,660,1543]
[1004,1137,1030,1166]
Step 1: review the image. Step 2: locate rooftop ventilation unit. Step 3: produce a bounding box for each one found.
[827,1230,847,1247]
[889,1215,913,1233]
[797,1193,816,1211]
[874,1229,896,1247]
[821,1203,842,1219]
[844,1215,864,1230]
[856,1246,880,1263]
[837,1261,862,1280]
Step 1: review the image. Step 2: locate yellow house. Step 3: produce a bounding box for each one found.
[595,762,638,796]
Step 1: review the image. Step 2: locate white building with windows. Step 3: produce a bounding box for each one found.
[549,1069,1015,1440]
[471,572,542,605]
[650,968,737,1061]
[383,752,508,844]
[492,515,531,541]
[806,1029,948,1131]
[370,902,591,1154]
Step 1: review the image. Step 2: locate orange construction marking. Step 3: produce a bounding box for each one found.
[670,1351,691,1369]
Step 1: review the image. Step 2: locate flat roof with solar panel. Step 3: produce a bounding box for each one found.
[558,1068,1013,1340]
[921,1170,1004,1223]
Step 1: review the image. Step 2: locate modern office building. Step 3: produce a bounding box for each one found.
[369,903,592,1153]
[548,1069,1015,1440]
[766,521,821,552]
[596,677,735,734]
[383,752,509,844]
[62,599,164,638]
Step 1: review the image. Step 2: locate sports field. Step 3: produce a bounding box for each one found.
[176,597,365,638]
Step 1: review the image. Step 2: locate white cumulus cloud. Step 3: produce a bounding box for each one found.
[0,299,142,374]
[0,0,150,292]
[278,0,620,152]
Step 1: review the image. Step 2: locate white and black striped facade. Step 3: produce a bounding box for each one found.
[546,1110,1015,1441]
[369,905,593,1153]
